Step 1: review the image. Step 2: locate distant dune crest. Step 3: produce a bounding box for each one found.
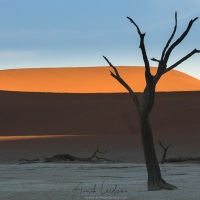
[0,66,199,93]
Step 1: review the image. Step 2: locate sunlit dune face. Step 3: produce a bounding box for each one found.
[0,67,199,93]
[0,135,85,141]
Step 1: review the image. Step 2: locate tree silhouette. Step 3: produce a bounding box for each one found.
[103,12,200,190]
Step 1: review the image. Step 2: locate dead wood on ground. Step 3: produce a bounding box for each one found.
[43,148,112,162]
[18,158,40,164]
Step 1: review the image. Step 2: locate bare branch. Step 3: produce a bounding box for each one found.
[103,56,120,77]
[127,16,151,77]
[89,148,99,159]
[159,140,173,150]
[103,56,141,112]
[127,16,142,35]
[158,140,165,150]
[161,12,178,62]
[166,144,173,150]
[164,17,199,64]
[94,156,111,162]
[159,140,173,164]
[97,149,108,154]
[164,48,200,73]
[151,57,160,63]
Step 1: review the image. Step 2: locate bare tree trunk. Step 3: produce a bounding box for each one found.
[139,113,162,190]
[139,85,177,190]
[139,113,176,190]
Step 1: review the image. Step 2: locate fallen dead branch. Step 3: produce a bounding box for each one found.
[18,158,40,164]
[164,156,200,163]
[43,148,111,162]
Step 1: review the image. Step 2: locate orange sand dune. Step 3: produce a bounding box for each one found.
[0,66,199,93]
[0,135,84,141]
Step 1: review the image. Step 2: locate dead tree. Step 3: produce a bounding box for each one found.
[43,148,111,162]
[158,140,173,164]
[103,12,200,190]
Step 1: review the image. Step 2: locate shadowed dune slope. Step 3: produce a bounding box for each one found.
[0,67,199,93]
[0,91,199,136]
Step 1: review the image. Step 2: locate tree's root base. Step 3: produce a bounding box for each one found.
[160,182,177,190]
[148,179,177,191]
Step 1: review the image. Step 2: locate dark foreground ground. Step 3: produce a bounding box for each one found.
[0,91,199,163]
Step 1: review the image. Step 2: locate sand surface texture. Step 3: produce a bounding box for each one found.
[0,163,200,200]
